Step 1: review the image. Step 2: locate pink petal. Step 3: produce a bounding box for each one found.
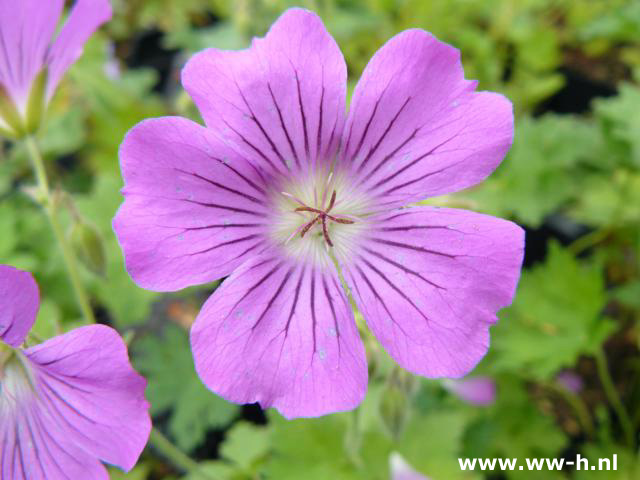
[0,0,64,104]
[443,376,496,406]
[2,324,151,478]
[114,116,272,291]
[190,253,368,418]
[342,207,524,378]
[0,265,39,347]
[342,30,513,209]
[45,0,112,100]
[182,8,346,175]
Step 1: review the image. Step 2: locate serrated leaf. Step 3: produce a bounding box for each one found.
[220,422,270,471]
[491,242,615,379]
[134,325,239,451]
[466,115,601,226]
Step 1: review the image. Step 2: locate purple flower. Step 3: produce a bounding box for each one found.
[443,376,496,406]
[390,453,430,480]
[556,370,583,394]
[114,8,524,418]
[0,265,151,479]
[0,0,112,136]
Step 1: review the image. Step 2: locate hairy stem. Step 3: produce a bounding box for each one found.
[149,427,218,479]
[24,136,95,325]
[595,348,635,447]
[546,381,595,438]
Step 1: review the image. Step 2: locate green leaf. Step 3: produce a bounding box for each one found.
[76,174,157,326]
[108,463,151,480]
[466,115,601,227]
[220,422,270,471]
[266,413,389,480]
[491,242,615,379]
[594,83,640,168]
[134,325,239,451]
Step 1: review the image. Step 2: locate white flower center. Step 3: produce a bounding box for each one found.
[269,168,371,266]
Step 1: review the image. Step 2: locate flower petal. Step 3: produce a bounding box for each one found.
[45,0,112,100]
[342,207,524,377]
[390,453,430,480]
[114,116,271,291]
[0,0,63,103]
[442,376,496,406]
[190,253,368,418]
[5,324,151,477]
[0,265,39,347]
[342,30,513,208]
[182,8,346,175]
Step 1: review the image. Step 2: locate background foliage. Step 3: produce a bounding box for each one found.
[3,0,640,478]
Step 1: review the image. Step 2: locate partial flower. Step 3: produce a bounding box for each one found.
[0,265,150,479]
[442,376,496,406]
[390,453,430,480]
[0,0,112,137]
[556,370,583,394]
[114,8,524,418]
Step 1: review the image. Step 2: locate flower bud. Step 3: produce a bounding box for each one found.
[380,384,408,439]
[379,367,415,438]
[69,221,107,277]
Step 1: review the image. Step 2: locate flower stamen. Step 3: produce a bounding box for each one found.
[287,189,355,248]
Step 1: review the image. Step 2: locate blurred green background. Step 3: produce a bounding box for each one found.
[2,0,640,478]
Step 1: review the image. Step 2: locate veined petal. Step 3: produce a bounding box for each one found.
[45,0,112,100]
[182,8,346,175]
[0,0,63,105]
[190,253,368,418]
[114,116,271,291]
[0,265,39,347]
[342,30,513,208]
[342,207,524,378]
[1,325,151,479]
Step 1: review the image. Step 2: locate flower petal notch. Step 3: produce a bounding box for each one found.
[0,264,151,479]
[114,7,524,418]
[0,0,112,136]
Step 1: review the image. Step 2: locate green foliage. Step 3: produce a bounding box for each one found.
[134,325,239,451]
[3,0,640,478]
[492,242,615,379]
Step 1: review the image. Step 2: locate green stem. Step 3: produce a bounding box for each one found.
[546,381,595,438]
[595,348,635,447]
[148,427,217,479]
[568,227,612,255]
[24,135,95,325]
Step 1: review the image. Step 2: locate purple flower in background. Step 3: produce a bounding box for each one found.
[556,370,583,393]
[443,376,496,406]
[390,453,430,480]
[114,8,524,418]
[0,0,112,136]
[0,265,151,479]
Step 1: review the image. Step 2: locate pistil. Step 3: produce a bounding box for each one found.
[285,190,355,247]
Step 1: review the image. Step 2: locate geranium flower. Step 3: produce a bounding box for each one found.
[114,8,524,418]
[442,376,496,406]
[0,0,112,136]
[0,265,151,479]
